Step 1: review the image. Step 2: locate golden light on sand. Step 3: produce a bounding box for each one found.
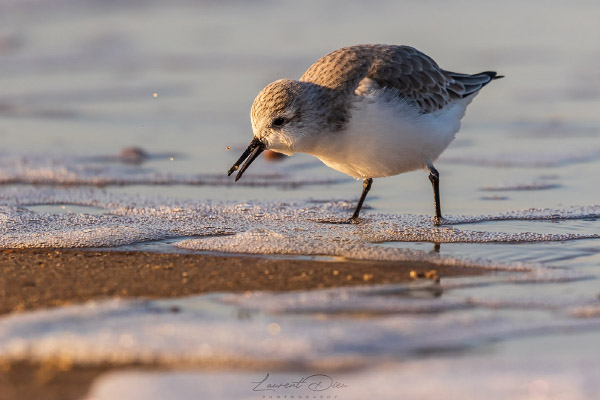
[267,322,281,335]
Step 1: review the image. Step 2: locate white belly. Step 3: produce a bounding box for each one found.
[309,94,473,179]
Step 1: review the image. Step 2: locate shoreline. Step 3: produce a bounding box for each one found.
[0,248,488,400]
[0,248,483,315]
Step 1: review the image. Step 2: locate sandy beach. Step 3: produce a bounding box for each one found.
[0,248,482,315]
[0,249,485,400]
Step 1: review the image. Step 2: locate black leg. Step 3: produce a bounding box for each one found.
[351,178,373,222]
[428,165,442,225]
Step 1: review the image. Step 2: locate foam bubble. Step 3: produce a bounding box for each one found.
[0,287,599,368]
[1,188,599,268]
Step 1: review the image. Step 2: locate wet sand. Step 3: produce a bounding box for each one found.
[0,248,482,315]
[0,248,486,400]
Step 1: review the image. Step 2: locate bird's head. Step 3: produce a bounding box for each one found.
[228,79,328,181]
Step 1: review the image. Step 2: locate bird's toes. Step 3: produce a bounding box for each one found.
[433,216,444,226]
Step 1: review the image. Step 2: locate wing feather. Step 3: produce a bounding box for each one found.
[300,45,502,114]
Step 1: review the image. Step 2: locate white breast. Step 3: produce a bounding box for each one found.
[309,91,474,179]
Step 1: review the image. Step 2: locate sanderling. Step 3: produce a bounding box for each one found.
[228,44,502,224]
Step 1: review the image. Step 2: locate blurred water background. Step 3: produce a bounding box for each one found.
[1,0,599,215]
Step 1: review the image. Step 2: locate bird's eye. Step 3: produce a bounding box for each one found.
[272,117,286,127]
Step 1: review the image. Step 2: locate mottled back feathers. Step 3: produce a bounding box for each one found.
[300,44,501,114]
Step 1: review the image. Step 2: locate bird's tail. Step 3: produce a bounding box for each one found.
[446,70,504,98]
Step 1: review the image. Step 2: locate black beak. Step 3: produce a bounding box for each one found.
[227,137,265,181]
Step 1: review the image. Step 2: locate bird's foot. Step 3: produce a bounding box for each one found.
[433,216,444,226]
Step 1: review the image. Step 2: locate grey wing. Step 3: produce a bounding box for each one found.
[364,45,453,113]
[301,44,501,114]
[444,70,502,98]
[367,46,502,113]
[299,45,377,93]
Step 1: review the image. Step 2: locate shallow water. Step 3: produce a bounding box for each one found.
[1,0,600,398]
